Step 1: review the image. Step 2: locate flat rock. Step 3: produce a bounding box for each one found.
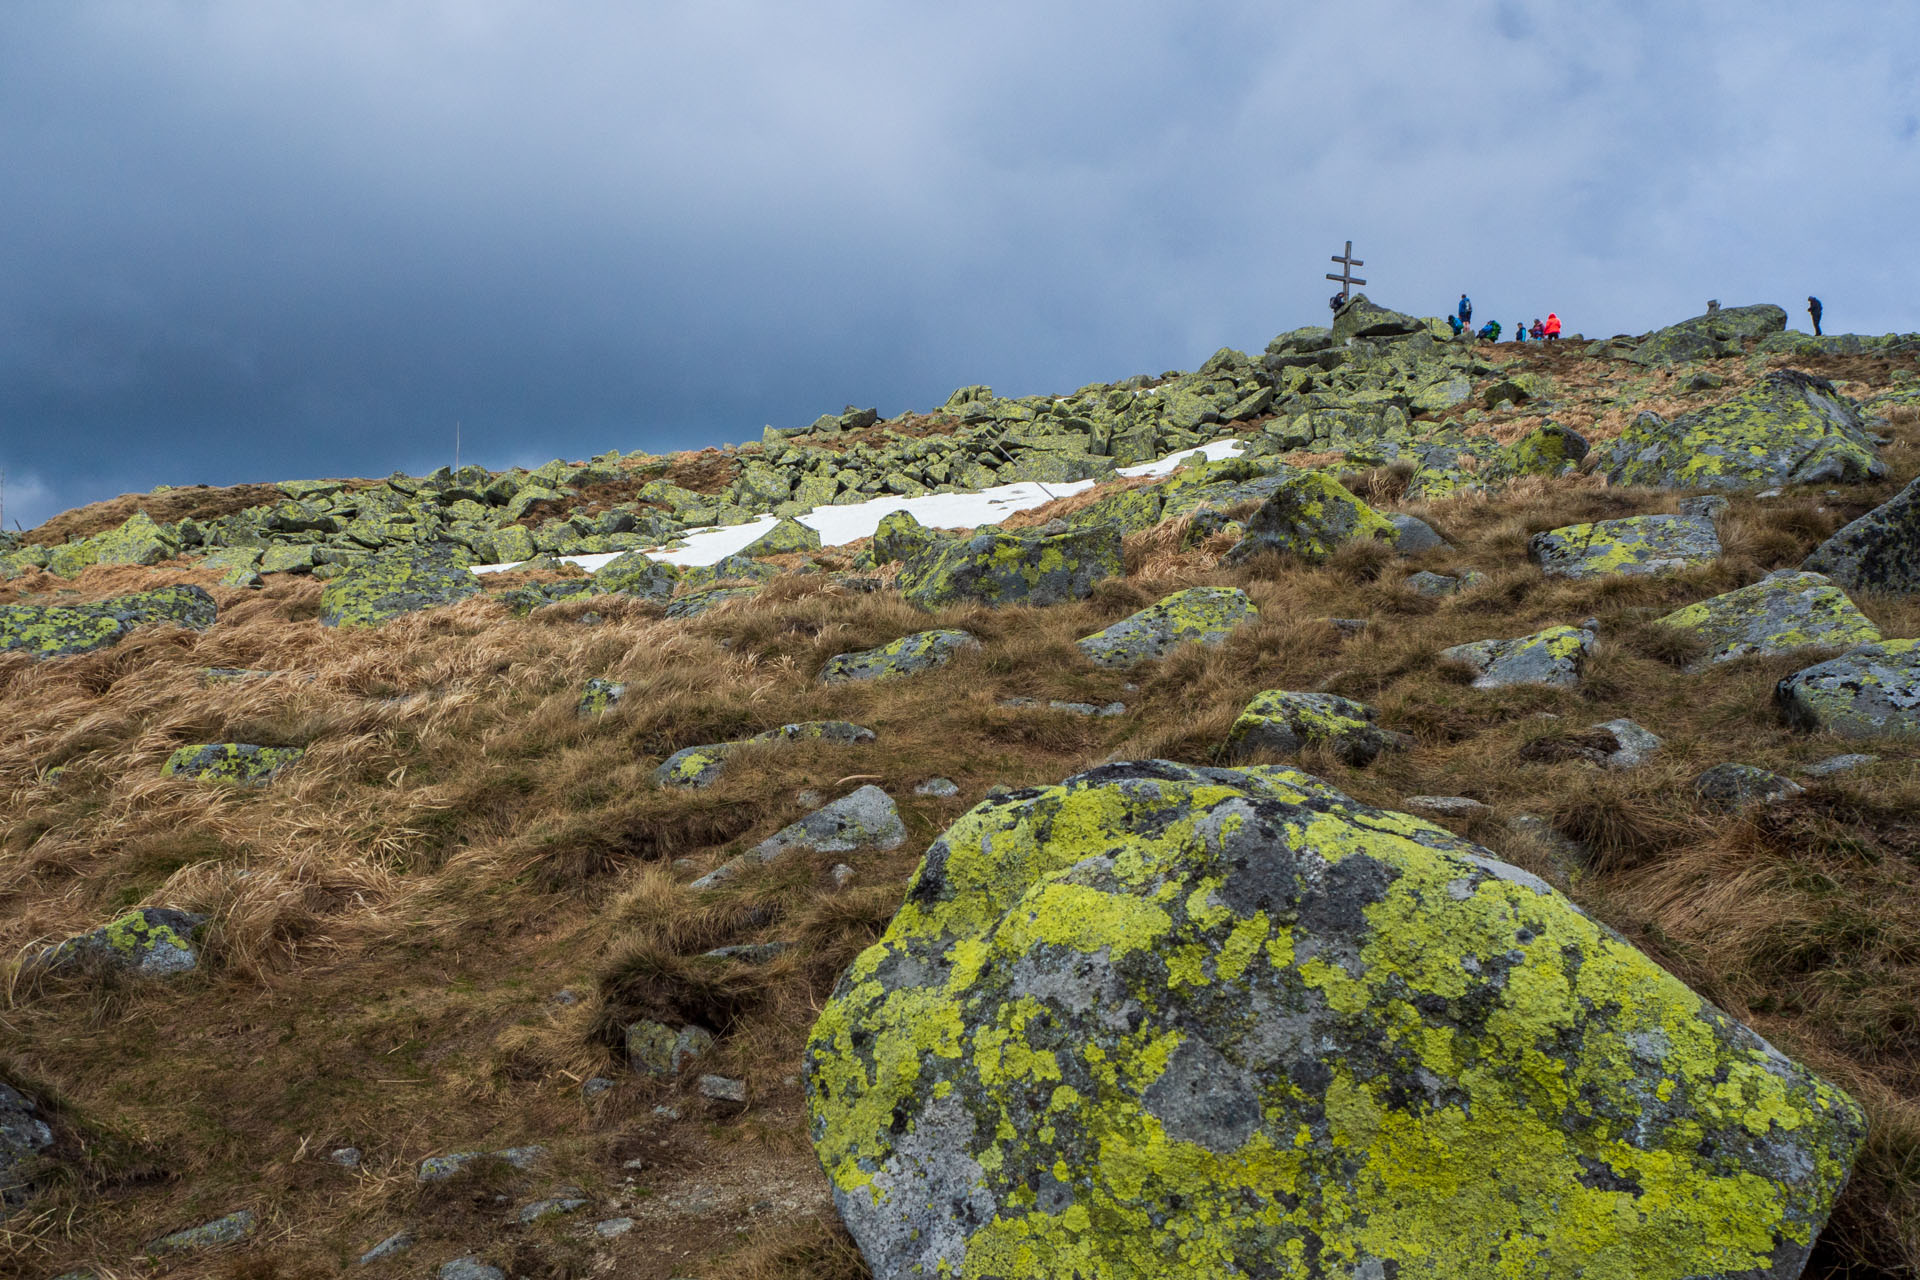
[1530,514,1720,580]
[697,1075,748,1103]
[417,1145,547,1182]
[654,720,876,788]
[806,759,1863,1278]
[998,697,1127,718]
[1075,587,1257,668]
[897,523,1122,609]
[1331,293,1425,343]
[665,584,760,618]
[1403,795,1488,816]
[915,778,960,797]
[1654,572,1880,666]
[692,785,904,887]
[148,1210,256,1254]
[516,1190,589,1224]
[1441,625,1596,688]
[1592,718,1663,769]
[1776,639,1920,739]
[1800,753,1878,777]
[1803,472,1920,593]
[820,629,978,683]
[591,551,679,602]
[357,1229,415,1264]
[320,543,480,627]
[1386,513,1449,552]
[1224,690,1406,765]
[1222,471,1397,565]
[163,742,305,786]
[1404,569,1481,597]
[1600,370,1885,490]
[0,585,217,659]
[1695,763,1805,811]
[438,1259,505,1280]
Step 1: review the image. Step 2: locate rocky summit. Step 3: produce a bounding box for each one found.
[5,299,1920,1279]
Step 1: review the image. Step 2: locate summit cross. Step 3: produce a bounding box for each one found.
[1326,240,1366,304]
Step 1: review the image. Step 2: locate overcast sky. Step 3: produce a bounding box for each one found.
[3,1,1917,530]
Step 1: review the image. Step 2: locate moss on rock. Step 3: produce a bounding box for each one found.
[1775,639,1920,740]
[821,629,979,683]
[36,907,207,978]
[805,759,1863,1279]
[163,742,306,786]
[1600,371,1885,490]
[320,544,480,627]
[1655,572,1880,667]
[0,585,217,659]
[1222,472,1396,566]
[1224,690,1404,764]
[898,525,1123,610]
[654,720,877,788]
[1441,625,1596,689]
[1530,514,1721,580]
[1077,587,1257,669]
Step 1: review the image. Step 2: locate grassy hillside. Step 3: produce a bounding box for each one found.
[5,335,1920,1278]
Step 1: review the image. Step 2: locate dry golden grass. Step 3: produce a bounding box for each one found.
[3,378,1920,1277]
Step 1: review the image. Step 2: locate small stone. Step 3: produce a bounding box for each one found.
[697,1075,748,1103]
[357,1229,415,1264]
[915,777,960,797]
[148,1210,257,1254]
[699,943,791,964]
[693,786,904,889]
[1387,513,1450,552]
[594,1217,635,1238]
[621,1157,648,1171]
[1694,763,1805,811]
[582,1077,615,1098]
[1404,796,1488,817]
[438,1259,505,1280]
[417,1145,547,1183]
[516,1190,589,1224]
[330,1146,363,1168]
[1679,495,1730,520]
[550,989,579,1005]
[1593,719,1662,769]
[1799,753,1879,778]
[651,1105,680,1120]
[829,863,856,888]
[1441,625,1596,689]
[626,1021,716,1076]
[1326,618,1368,636]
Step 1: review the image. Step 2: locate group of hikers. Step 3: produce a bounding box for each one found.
[1447,295,1558,344]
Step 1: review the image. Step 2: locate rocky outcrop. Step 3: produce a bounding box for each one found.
[0,585,217,658]
[1803,474,1920,593]
[806,760,1864,1279]
[1224,690,1404,764]
[1655,572,1880,666]
[1331,293,1425,344]
[820,630,979,683]
[1617,303,1788,365]
[1776,639,1920,739]
[1530,514,1720,580]
[591,551,678,601]
[1075,587,1256,668]
[1222,471,1396,565]
[1600,371,1885,490]
[897,524,1123,610]
[1442,625,1596,688]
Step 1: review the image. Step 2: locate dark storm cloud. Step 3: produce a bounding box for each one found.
[2,1,1917,529]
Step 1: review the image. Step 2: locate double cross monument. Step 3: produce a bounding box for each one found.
[1326,240,1365,312]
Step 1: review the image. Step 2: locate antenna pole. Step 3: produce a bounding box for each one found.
[455,421,461,472]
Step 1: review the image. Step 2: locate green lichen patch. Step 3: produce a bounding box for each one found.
[805,760,1864,1279]
[1442,625,1596,689]
[591,551,679,601]
[1803,473,1920,594]
[1224,689,1403,765]
[821,629,980,683]
[163,743,306,787]
[319,544,480,627]
[742,516,822,557]
[1221,471,1396,566]
[654,720,877,788]
[1502,423,1589,478]
[576,678,626,716]
[1655,572,1881,667]
[36,907,207,978]
[90,511,181,566]
[0,585,217,659]
[1077,588,1257,669]
[898,525,1123,610]
[1530,513,1721,580]
[1776,639,1920,740]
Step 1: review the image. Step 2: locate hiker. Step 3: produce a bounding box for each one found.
[1448,313,1464,338]
[1458,294,1472,325]
[1477,319,1502,342]
[1330,291,1347,314]
[1531,319,1545,340]
[1544,313,1561,341]
[1808,296,1824,336]
[1514,320,1527,343]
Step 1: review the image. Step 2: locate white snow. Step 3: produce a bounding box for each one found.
[470,437,1245,575]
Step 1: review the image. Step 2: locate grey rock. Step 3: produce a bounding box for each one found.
[581,1076,615,1098]
[1775,640,1920,739]
[700,943,792,964]
[897,523,1123,609]
[594,1217,635,1238]
[829,864,857,888]
[692,785,904,888]
[1074,587,1257,668]
[33,907,206,977]
[1404,569,1482,597]
[1224,691,1407,766]
[1330,293,1425,343]
[591,551,679,602]
[1403,795,1488,817]
[320,543,480,627]
[915,778,960,797]
[999,698,1127,717]
[626,1022,716,1076]
[357,1229,415,1264]
[1679,494,1731,521]
[653,720,876,788]
[1441,626,1596,689]
[0,1082,54,1209]
[516,1189,589,1224]
[1804,473,1920,593]
[437,1259,505,1280]
[416,1145,547,1182]
[1800,753,1879,777]
[697,1075,748,1103]
[1387,513,1449,552]
[1695,763,1805,811]
[577,677,625,716]
[1530,514,1720,580]
[820,629,978,683]
[664,585,760,619]
[329,1146,362,1168]
[1593,719,1663,769]
[1654,572,1880,667]
[148,1210,257,1254]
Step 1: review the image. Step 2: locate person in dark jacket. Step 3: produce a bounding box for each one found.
[1808,296,1824,336]
[1514,320,1527,343]
[1477,320,1502,342]
[1530,319,1545,340]
[1448,314,1464,337]
[1458,294,1472,324]
[1330,291,1347,314]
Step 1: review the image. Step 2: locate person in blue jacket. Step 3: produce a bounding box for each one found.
[1458,294,1472,325]
[1448,314,1464,338]
[1477,319,1501,342]
[1514,321,1527,343]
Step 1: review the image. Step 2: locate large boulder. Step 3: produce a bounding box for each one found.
[1441,625,1596,689]
[1654,572,1880,666]
[1503,423,1590,477]
[821,629,979,683]
[1803,473,1920,593]
[1075,587,1257,668]
[1,1082,54,1209]
[591,551,679,601]
[871,510,945,565]
[1224,690,1404,764]
[654,720,876,788]
[898,525,1123,610]
[1222,472,1397,566]
[92,511,180,566]
[1331,293,1425,344]
[320,543,481,627]
[806,760,1864,1280]
[692,785,907,888]
[0,585,217,659]
[34,907,206,977]
[1776,639,1920,739]
[1529,513,1720,580]
[1622,303,1788,365]
[1599,371,1885,490]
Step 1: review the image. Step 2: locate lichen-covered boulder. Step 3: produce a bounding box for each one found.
[92,511,180,566]
[870,510,945,565]
[591,551,679,601]
[163,743,305,786]
[1655,572,1880,666]
[0,1082,54,1209]
[1441,624,1596,688]
[1404,569,1481,597]
[1803,473,1920,593]
[743,516,822,557]
[1222,472,1396,566]
[36,907,206,977]
[665,584,761,618]
[1224,690,1405,765]
[821,629,979,683]
[1695,763,1805,811]
[898,524,1123,610]
[320,543,480,627]
[1530,513,1720,580]
[626,1020,715,1075]
[1065,486,1163,534]
[1623,303,1788,365]
[692,785,907,888]
[577,678,625,716]
[1076,587,1257,668]
[0,585,217,659]
[1331,293,1425,344]
[1776,639,1920,739]
[677,551,783,588]
[654,720,876,788]
[806,759,1864,1280]
[1599,371,1885,490]
[1504,422,1590,477]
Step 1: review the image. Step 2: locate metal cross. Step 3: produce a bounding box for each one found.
[1326,240,1366,303]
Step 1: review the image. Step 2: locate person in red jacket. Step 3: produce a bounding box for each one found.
[1544,313,1562,341]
